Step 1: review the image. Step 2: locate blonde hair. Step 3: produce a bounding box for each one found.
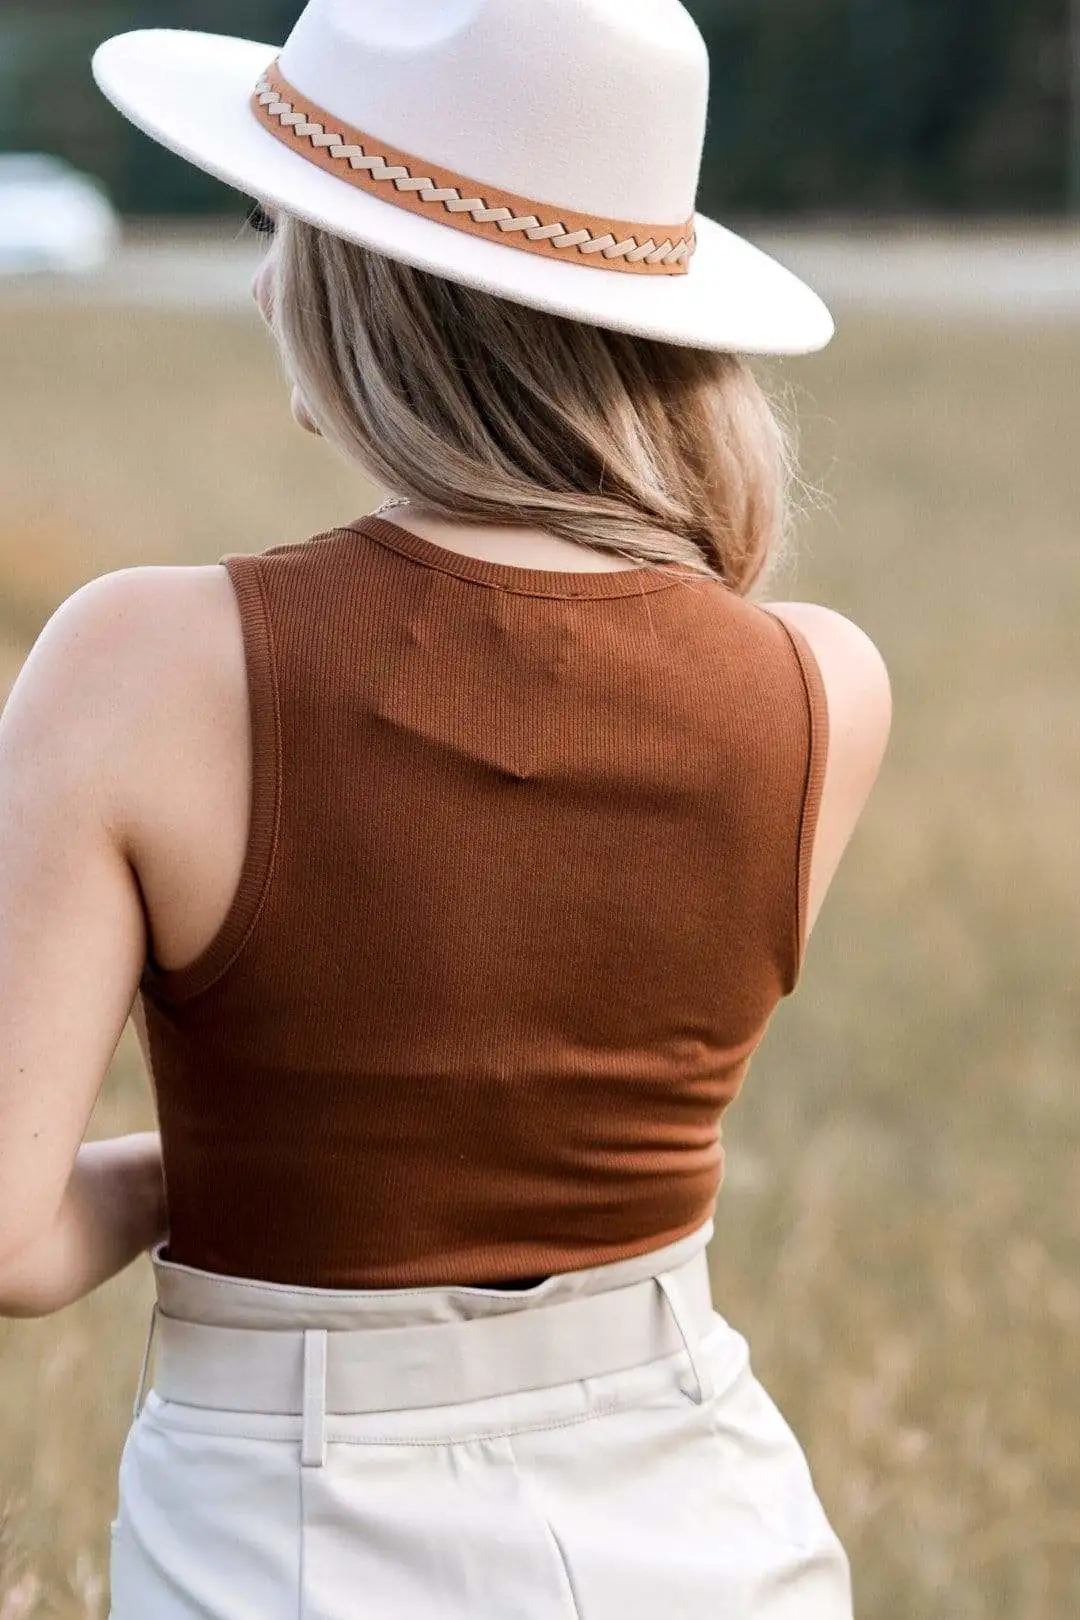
[270,214,799,596]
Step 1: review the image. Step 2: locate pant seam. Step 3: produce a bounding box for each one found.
[504,1440,585,1620]
[137,1383,687,1447]
[539,1516,585,1620]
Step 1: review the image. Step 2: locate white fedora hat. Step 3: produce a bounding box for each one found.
[91,0,834,355]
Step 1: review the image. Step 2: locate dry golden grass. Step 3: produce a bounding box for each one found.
[0,295,1078,1619]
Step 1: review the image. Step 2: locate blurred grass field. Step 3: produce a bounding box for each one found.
[0,293,1078,1620]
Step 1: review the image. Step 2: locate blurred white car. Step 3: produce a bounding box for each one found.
[0,154,121,275]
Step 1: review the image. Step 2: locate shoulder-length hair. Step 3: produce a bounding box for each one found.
[270,214,799,596]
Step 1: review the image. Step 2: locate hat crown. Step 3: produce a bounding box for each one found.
[278,0,709,224]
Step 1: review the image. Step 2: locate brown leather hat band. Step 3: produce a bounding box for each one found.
[250,61,696,277]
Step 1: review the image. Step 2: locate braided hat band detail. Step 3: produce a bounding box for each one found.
[250,61,697,277]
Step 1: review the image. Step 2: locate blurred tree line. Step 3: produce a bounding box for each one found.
[0,0,1067,217]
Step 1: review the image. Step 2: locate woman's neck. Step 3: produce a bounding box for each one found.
[373,502,645,574]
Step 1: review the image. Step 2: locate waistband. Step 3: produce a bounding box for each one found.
[132,1221,719,1466]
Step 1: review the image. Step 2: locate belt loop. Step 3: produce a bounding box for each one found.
[301,1329,328,1468]
[656,1268,714,1406]
[133,1301,159,1420]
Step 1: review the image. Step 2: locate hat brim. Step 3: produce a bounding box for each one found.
[92,28,834,355]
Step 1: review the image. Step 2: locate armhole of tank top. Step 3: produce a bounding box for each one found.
[770,614,830,995]
[138,553,282,1007]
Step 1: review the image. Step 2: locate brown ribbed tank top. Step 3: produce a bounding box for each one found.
[137,517,828,1289]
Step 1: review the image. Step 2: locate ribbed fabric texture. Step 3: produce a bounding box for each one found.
[138,518,828,1288]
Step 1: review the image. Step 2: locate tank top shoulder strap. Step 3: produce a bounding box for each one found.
[763,610,830,991]
[139,548,283,1005]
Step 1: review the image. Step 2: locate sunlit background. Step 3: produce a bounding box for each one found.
[1,5,1078,1619]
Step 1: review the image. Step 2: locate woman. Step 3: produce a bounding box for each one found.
[0,1,890,1615]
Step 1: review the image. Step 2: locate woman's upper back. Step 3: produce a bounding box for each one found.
[126,515,889,1287]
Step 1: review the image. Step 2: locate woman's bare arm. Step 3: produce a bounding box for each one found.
[759,601,892,943]
[0,1131,167,1318]
[0,573,175,1313]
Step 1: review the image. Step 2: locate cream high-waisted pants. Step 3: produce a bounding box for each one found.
[107,1217,853,1619]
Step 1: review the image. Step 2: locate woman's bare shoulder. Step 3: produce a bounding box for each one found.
[758,601,891,712]
[32,562,249,830]
[757,601,893,940]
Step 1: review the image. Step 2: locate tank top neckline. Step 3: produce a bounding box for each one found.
[350,515,709,600]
